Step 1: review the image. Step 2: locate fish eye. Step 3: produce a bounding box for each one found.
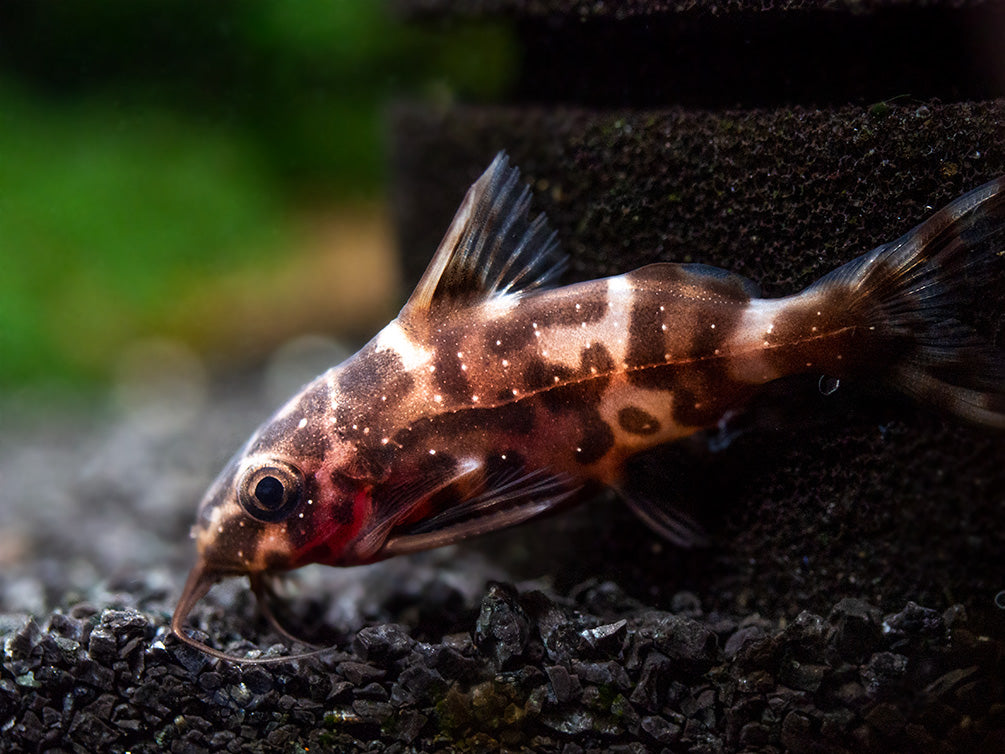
[238,461,305,523]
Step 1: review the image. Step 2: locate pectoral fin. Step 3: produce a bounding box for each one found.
[381,467,580,557]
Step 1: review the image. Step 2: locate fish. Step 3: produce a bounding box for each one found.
[172,153,1005,661]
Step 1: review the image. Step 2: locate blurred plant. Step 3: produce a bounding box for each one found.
[0,0,515,391]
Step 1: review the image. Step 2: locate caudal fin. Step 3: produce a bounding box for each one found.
[809,177,1005,428]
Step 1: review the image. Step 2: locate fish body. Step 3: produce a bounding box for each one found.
[174,154,1005,657]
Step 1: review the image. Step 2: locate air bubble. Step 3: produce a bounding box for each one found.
[818,375,840,396]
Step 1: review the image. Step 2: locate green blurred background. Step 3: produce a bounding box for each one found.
[0,0,514,395]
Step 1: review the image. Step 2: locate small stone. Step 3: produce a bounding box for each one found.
[198,671,223,692]
[5,617,41,662]
[241,667,273,695]
[651,615,718,676]
[570,660,630,690]
[861,652,908,696]
[579,619,628,654]
[47,612,87,642]
[780,711,813,752]
[723,625,764,659]
[351,699,394,723]
[395,664,443,702]
[882,603,946,648]
[336,660,386,686]
[545,665,580,704]
[828,598,882,662]
[629,651,670,711]
[474,583,529,668]
[641,714,681,744]
[864,701,906,736]
[355,681,389,700]
[739,721,768,746]
[353,623,413,661]
[393,710,427,743]
[78,659,115,691]
[780,661,828,693]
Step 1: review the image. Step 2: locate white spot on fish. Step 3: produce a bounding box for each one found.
[433,394,443,403]
[472,395,479,403]
[502,359,510,367]
[375,320,432,370]
[429,449,436,455]
[297,417,308,429]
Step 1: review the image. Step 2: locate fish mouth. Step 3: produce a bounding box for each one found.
[170,560,232,660]
[170,560,344,665]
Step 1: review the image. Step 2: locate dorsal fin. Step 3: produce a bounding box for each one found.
[400,152,568,320]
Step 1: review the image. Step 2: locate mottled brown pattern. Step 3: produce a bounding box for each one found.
[252,381,333,462]
[335,345,415,430]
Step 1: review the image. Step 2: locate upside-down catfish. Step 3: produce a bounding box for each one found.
[173,154,1005,661]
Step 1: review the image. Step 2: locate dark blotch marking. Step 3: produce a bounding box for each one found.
[338,344,414,406]
[523,359,574,413]
[433,342,471,401]
[535,296,608,327]
[575,410,615,465]
[618,406,661,436]
[326,474,359,525]
[627,263,756,302]
[335,345,416,430]
[254,381,333,461]
[485,318,536,355]
[493,402,537,435]
[625,297,668,387]
[392,402,535,454]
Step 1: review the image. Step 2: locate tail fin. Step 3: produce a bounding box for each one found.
[809,177,1005,428]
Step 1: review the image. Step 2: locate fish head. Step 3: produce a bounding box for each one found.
[173,369,381,650]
